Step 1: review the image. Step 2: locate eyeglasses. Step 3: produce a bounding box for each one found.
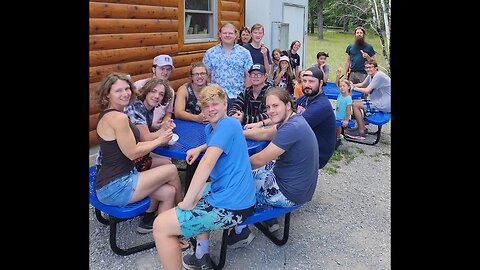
[192,72,207,77]
[249,73,264,78]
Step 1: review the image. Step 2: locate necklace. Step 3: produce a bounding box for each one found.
[288,110,295,120]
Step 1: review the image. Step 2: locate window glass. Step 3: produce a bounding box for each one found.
[185,0,216,43]
[185,0,211,11]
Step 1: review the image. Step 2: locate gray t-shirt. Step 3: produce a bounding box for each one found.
[310,63,330,77]
[364,71,391,112]
[272,114,319,204]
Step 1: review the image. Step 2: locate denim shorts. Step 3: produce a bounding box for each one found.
[96,168,139,207]
[175,183,254,239]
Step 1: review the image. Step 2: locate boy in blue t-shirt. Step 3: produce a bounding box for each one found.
[153,84,256,270]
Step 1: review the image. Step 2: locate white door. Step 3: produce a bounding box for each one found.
[283,4,306,70]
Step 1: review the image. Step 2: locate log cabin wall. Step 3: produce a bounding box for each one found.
[89,0,245,146]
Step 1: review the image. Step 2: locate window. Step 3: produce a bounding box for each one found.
[184,0,217,43]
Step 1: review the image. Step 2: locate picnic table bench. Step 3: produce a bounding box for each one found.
[89,166,155,256]
[209,204,302,270]
[344,112,391,145]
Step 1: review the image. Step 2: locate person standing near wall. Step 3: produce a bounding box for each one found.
[243,23,272,76]
[237,26,252,46]
[203,22,253,108]
[283,40,301,80]
[344,26,376,84]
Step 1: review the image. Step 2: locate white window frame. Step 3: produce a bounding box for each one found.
[184,0,217,43]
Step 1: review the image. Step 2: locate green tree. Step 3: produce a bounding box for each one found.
[326,0,390,75]
[316,0,324,39]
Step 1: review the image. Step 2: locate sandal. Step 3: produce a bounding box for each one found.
[178,236,191,251]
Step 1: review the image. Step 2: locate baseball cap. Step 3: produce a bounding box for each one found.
[279,56,290,63]
[248,64,266,74]
[153,54,175,69]
[304,67,324,82]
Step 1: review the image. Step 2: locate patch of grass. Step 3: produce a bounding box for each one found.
[331,163,340,169]
[344,154,355,165]
[329,150,343,162]
[323,166,338,175]
[306,30,389,82]
[324,146,358,174]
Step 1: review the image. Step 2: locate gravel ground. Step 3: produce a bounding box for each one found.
[89,122,391,270]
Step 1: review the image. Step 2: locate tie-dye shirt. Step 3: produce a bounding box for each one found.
[203,43,253,98]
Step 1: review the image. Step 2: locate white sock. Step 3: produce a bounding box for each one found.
[235,225,247,234]
[195,239,209,259]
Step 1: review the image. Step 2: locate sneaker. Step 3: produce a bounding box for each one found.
[227,227,255,249]
[344,129,366,140]
[263,218,280,233]
[136,212,156,234]
[182,253,213,270]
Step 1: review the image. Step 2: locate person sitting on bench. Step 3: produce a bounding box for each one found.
[152,84,256,270]
[93,73,182,235]
[344,60,391,140]
[229,87,320,248]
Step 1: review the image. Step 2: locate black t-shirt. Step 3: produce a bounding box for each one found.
[289,52,300,71]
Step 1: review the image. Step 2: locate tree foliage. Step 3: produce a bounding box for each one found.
[309,0,391,75]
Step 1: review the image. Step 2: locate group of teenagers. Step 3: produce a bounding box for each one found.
[93,21,389,270]
[236,23,391,142]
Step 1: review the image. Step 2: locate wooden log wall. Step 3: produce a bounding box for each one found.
[90,0,245,146]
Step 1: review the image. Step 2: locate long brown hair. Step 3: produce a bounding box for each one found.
[137,78,172,106]
[94,73,136,110]
[264,87,297,112]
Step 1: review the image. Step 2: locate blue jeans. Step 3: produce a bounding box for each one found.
[96,168,139,207]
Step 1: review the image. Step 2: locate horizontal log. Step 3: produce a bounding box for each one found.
[90,52,204,82]
[179,42,217,53]
[89,53,204,94]
[90,32,178,51]
[90,2,177,19]
[89,77,190,131]
[221,0,240,3]
[220,1,240,11]
[90,130,98,147]
[90,18,177,34]
[90,0,177,8]
[220,21,241,30]
[89,44,177,67]
[90,63,190,87]
[90,113,99,131]
[169,77,191,92]
[89,76,194,115]
[220,11,240,22]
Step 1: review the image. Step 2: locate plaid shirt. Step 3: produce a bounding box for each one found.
[228,82,272,125]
